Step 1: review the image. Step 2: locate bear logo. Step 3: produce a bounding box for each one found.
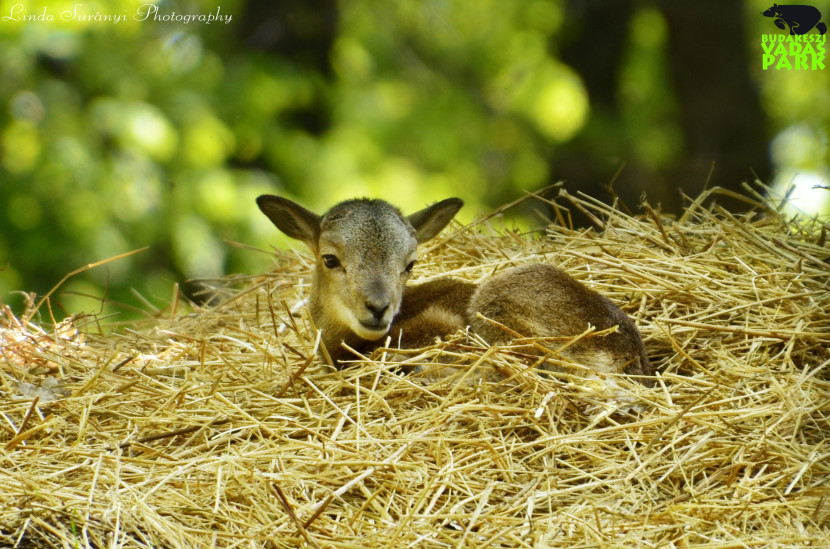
[762,4,827,35]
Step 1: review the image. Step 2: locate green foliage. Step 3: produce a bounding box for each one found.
[0,0,274,319]
[0,0,827,322]
[619,8,682,171]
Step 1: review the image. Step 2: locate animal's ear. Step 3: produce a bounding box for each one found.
[256,195,321,249]
[407,198,463,243]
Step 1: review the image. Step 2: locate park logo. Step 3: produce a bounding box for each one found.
[761,4,826,70]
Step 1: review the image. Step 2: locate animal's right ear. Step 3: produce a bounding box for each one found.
[407,198,464,243]
[256,195,321,249]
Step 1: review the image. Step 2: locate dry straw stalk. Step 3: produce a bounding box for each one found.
[1,185,828,548]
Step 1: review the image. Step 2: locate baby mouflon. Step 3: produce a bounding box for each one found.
[257,195,652,384]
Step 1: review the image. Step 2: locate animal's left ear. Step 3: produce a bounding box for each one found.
[407,198,463,243]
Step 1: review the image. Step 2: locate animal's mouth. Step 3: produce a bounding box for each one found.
[359,320,390,332]
[355,319,391,340]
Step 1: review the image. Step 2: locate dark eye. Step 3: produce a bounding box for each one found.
[405,260,416,273]
[322,254,341,269]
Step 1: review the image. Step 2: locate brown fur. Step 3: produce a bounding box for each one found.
[470,264,652,382]
[391,278,477,348]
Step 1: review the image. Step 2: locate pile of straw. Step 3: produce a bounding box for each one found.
[1,186,828,548]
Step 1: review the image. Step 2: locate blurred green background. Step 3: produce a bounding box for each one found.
[1,0,828,323]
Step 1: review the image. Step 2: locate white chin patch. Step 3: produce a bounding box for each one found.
[352,321,390,341]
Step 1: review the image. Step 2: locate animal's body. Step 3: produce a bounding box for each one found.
[470,264,650,378]
[257,195,652,384]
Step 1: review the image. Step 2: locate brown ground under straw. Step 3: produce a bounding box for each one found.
[1,186,829,548]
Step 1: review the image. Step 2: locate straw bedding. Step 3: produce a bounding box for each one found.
[1,186,828,548]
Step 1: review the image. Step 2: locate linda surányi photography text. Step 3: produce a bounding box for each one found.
[2,3,232,24]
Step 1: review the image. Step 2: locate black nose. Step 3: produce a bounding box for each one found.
[365,300,389,321]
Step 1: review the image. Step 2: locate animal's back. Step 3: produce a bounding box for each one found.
[468,264,652,381]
